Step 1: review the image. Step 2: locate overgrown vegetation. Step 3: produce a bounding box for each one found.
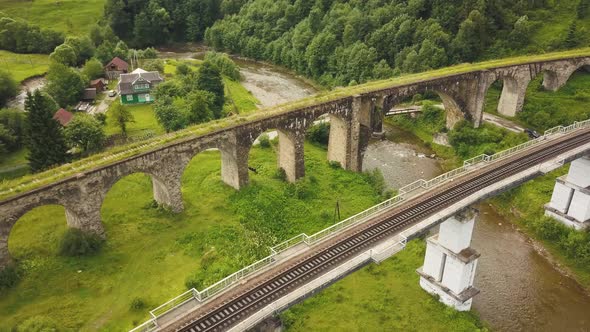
[58,228,104,257]
[205,0,582,87]
[0,12,64,54]
[485,71,590,131]
[281,241,487,331]
[0,143,384,329]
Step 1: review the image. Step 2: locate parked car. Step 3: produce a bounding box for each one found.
[107,90,117,97]
[524,128,540,139]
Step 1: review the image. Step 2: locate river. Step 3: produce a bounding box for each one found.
[153,49,590,330]
[227,58,590,331]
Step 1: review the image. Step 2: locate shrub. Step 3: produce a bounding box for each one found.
[130,297,147,311]
[258,134,271,148]
[0,265,20,290]
[59,228,104,257]
[275,168,287,181]
[328,161,342,169]
[307,122,330,146]
[16,316,58,331]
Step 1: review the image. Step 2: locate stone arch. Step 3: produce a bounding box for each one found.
[0,198,93,268]
[100,167,183,214]
[246,125,306,183]
[434,90,466,129]
[542,60,590,91]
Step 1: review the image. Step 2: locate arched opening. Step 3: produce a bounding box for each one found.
[181,149,233,211]
[248,130,283,180]
[516,67,590,131]
[101,172,163,227]
[7,205,69,262]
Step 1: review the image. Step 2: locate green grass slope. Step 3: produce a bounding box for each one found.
[0,143,385,330]
[281,241,487,332]
[0,51,49,82]
[0,0,104,35]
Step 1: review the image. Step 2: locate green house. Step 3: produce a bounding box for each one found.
[117,68,164,105]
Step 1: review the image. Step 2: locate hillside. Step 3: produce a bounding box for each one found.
[0,0,104,35]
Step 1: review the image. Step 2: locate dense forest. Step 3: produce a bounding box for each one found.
[104,0,588,86]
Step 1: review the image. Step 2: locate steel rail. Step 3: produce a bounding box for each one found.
[177,130,590,332]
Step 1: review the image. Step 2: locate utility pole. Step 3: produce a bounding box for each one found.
[334,200,341,223]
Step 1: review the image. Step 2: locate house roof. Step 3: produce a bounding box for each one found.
[106,57,129,71]
[90,78,106,86]
[117,69,163,95]
[53,108,73,126]
[83,88,97,100]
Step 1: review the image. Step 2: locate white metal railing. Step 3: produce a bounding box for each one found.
[130,119,590,332]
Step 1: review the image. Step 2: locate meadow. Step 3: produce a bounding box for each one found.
[281,241,487,332]
[1,142,387,330]
[0,0,105,35]
[0,51,49,82]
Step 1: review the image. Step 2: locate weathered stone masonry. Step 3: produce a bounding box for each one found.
[1,56,589,269]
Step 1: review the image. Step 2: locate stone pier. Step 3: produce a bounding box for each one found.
[545,156,590,229]
[417,207,480,311]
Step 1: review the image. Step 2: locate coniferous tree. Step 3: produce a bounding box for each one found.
[565,21,578,48]
[578,0,589,18]
[196,61,225,119]
[25,91,68,172]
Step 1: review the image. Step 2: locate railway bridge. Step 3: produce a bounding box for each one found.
[1,55,590,269]
[127,121,590,332]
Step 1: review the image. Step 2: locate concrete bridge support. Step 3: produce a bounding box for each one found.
[327,114,351,169]
[497,74,531,117]
[417,207,480,311]
[278,129,305,182]
[545,156,590,229]
[220,135,251,190]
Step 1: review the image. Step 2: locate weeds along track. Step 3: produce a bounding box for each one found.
[176,130,590,332]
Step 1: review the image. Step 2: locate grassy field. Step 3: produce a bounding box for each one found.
[528,0,590,51]
[0,142,390,330]
[105,103,165,139]
[281,241,487,332]
[0,51,49,82]
[0,0,105,35]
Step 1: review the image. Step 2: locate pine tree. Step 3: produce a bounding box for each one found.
[196,61,225,119]
[25,90,69,172]
[578,0,589,19]
[565,21,578,48]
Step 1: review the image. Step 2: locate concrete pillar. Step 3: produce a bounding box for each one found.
[327,114,350,169]
[152,175,183,213]
[0,226,11,269]
[542,69,573,92]
[349,96,372,172]
[371,95,386,136]
[497,75,531,117]
[417,207,480,311]
[545,156,590,229]
[278,129,305,182]
[220,134,251,190]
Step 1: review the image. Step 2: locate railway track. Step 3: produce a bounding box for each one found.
[177,130,590,332]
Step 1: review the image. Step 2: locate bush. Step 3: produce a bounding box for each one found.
[275,167,287,181]
[59,228,104,257]
[16,316,58,332]
[130,297,147,311]
[0,70,18,107]
[307,122,330,146]
[328,161,342,169]
[258,133,271,148]
[0,265,20,290]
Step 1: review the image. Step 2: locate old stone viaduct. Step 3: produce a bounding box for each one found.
[1,55,589,269]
